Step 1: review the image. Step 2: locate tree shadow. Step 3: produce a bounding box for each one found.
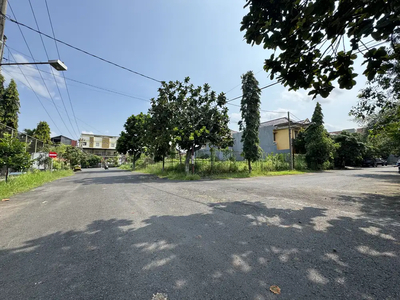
[351,168,400,185]
[1,200,399,299]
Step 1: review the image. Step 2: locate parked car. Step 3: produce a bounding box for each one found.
[362,158,377,167]
[375,158,388,166]
[73,165,82,171]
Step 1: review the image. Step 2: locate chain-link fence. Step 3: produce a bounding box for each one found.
[0,122,50,154]
[132,149,307,175]
[0,122,54,176]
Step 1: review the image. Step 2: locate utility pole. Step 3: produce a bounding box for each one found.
[0,0,7,69]
[288,112,293,170]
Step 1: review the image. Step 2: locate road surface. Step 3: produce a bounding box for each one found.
[0,167,399,299]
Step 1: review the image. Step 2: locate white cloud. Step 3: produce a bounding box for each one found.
[230,108,291,127]
[2,54,62,99]
[324,123,343,132]
[260,108,290,122]
[229,112,241,124]
[281,90,310,103]
[81,131,94,134]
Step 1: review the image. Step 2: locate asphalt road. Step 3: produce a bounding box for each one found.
[0,167,399,300]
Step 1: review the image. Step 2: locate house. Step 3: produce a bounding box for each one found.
[79,133,118,159]
[51,135,77,146]
[196,117,309,160]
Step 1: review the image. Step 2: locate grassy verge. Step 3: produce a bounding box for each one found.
[0,170,74,199]
[120,160,306,180]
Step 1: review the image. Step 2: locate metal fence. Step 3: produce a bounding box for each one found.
[0,122,51,154]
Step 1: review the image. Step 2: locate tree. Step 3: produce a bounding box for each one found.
[0,79,20,129]
[147,91,175,171]
[63,146,83,167]
[241,0,400,99]
[304,103,335,170]
[293,128,306,154]
[34,121,52,145]
[0,133,31,182]
[159,77,233,174]
[116,113,150,170]
[24,128,36,137]
[0,74,5,130]
[351,54,400,119]
[238,71,262,173]
[333,131,366,168]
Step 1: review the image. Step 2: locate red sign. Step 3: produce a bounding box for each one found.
[49,152,57,158]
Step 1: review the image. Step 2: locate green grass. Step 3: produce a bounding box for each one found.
[120,155,307,180]
[0,170,74,199]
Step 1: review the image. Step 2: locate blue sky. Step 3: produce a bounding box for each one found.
[3,0,365,140]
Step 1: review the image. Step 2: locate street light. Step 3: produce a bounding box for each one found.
[0,59,67,71]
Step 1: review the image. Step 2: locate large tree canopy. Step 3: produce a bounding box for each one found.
[116,113,150,170]
[241,0,400,98]
[160,77,232,174]
[351,54,400,118]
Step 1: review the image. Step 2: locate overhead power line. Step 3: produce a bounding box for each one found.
[4,68,105,135]
[226,102,287,114]
[3,13,162,83]
[227,81,279,103]
[8,2,75,137]
[2,55,62,133]
[44,0,82,137]
[5,45,152,102]
[28,0,79,139]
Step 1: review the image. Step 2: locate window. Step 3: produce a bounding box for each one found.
[82,142,87,146]
[111,143,115,147]
[273,132,277,142]
[96,142,100,147]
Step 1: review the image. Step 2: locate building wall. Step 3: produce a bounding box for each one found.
[81,134,118,150]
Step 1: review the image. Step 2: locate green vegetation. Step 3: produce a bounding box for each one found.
[239,71,262,173]
[0,134,32,182]
[0,78,20,130]
[33,121,51,145]
[304,103,335,170]
[116,113,149,170]
[0,170,73,199]
[241,0,399,99]
[120,154,306,180]
[116,77,233,175]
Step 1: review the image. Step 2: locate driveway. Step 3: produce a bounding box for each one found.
[0,167,399,299]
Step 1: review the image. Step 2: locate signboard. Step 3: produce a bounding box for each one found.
[49,152,57,158]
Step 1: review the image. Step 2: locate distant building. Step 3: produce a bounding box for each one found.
[329,128,365,136]
[51,135,77,146]
[79,133,118,159]
[197,117,310,160]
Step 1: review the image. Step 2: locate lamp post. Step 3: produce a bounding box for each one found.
[0,59,68,71]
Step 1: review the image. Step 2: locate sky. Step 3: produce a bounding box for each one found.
[3,0,367,140]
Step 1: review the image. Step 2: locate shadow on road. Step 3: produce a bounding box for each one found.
[352,168,400,185]
[1,198,399,299]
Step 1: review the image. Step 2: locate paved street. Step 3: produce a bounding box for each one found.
[0,167,399,300]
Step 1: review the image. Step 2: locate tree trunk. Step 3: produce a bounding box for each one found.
[179,151,182,165]
[5,167,8,183]
[248,159,252,173]
[185,150,191,175]
[162,155,165,172]
[132,155,136,170]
